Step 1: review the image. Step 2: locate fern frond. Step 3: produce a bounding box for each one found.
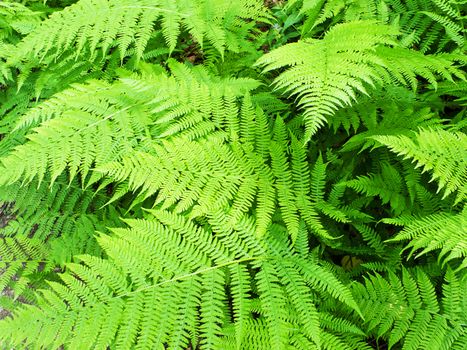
[394,0,466,52]
[229,263,252,349]
[0,64,261,188]
[373,128,467,202]
[1,1,465,348]
[274,256,321,346]
[99,136,268,232]
[0,208,364,349]
[295,0,466,53]
[0,236,47,303]
[0,174,123,313]
[256,21,398,140]
[345,162,408,214]
[354,268,467,350]
[2,0,266,70]
[270,118,300,239]
[256,261,290,349]
[256,20,463,141]
[384,208,467,268]
[338,89,442,152]
[0,2,42,44]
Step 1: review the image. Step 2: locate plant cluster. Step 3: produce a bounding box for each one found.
[0,0,466,349]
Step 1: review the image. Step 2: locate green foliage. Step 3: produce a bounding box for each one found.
[373,128,467,202]
[353,267,467,349]
[0,0,266,71]
[0,2,42,43]
[292,0,467,53]
[0,0,466,349]
[0,236,47,304]
[256,20,463,140]
[0,213,363,350]
[384,208,467,269]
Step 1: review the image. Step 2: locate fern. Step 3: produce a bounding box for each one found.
[0,1,466,349]
[98,114,335,242]
[383,208,467,269]
[1,0,266,69]
[337,88,442,151]
[0,236,47,303]
[353,267,467,349]
[256,20,464,141]
[0,212,361,349]
[345,162,409,214]
[0,2,42,44]
[0,63,260,188]
[292,0,466,52]
[373,128,467,202]
[394,0,466,52]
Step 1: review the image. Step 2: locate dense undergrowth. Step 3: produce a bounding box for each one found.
[0,0,466,349]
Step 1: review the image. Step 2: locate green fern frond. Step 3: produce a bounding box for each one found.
[374,46,464,89]
[2,0,266,70]
[345,162,408,214]
[373,128,467,202]
[394,0,466,52]
[0,2,42,44]
[422,11,465,47]
[256,261,290,349]
[0,106,146,187]
[0,236,47,303]
[354,267,467,350]
[294,0,466,53]
[229,263,252,349]
[0,64,261,189]
[0,211,361,349]
[384,208,467,268]
[0,176,122,274]
[338,90,442,152]
[256,21,398,140]
[270,118,300,239]
[99,136,268,232]
[295,0,388,36]
[256,20,463,141]
[1,1,466,348]
[98,111,337,243]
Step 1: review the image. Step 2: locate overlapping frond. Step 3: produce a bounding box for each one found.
[383,208,467,269]
[0,63,260,188]
[256,20,463,141]
[0,1,466,349]
[99,112,338,242]
[373,128,467,202]
[0,1,42,44]
[389,0,467,53]
[337,88,442,151]
[353,268,467,350]
[290,0,466,53]
[345,162,409,214]
[0,212,362,349]
[0,236,47,304]
[1,0,266,69]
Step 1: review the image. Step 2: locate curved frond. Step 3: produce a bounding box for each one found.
[384,209,467,268]
[1,0,266,71]
[373,128,467,202]
[353,268,467,350]
[256,20,464,141]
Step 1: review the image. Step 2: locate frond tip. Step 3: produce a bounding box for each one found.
[372,128,467,203]
[2,0,266,68]
[353,267,467,350]
[256,20,464,141]
[383,209,467,269]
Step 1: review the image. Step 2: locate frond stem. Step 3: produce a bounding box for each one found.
[117,256,262,298]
